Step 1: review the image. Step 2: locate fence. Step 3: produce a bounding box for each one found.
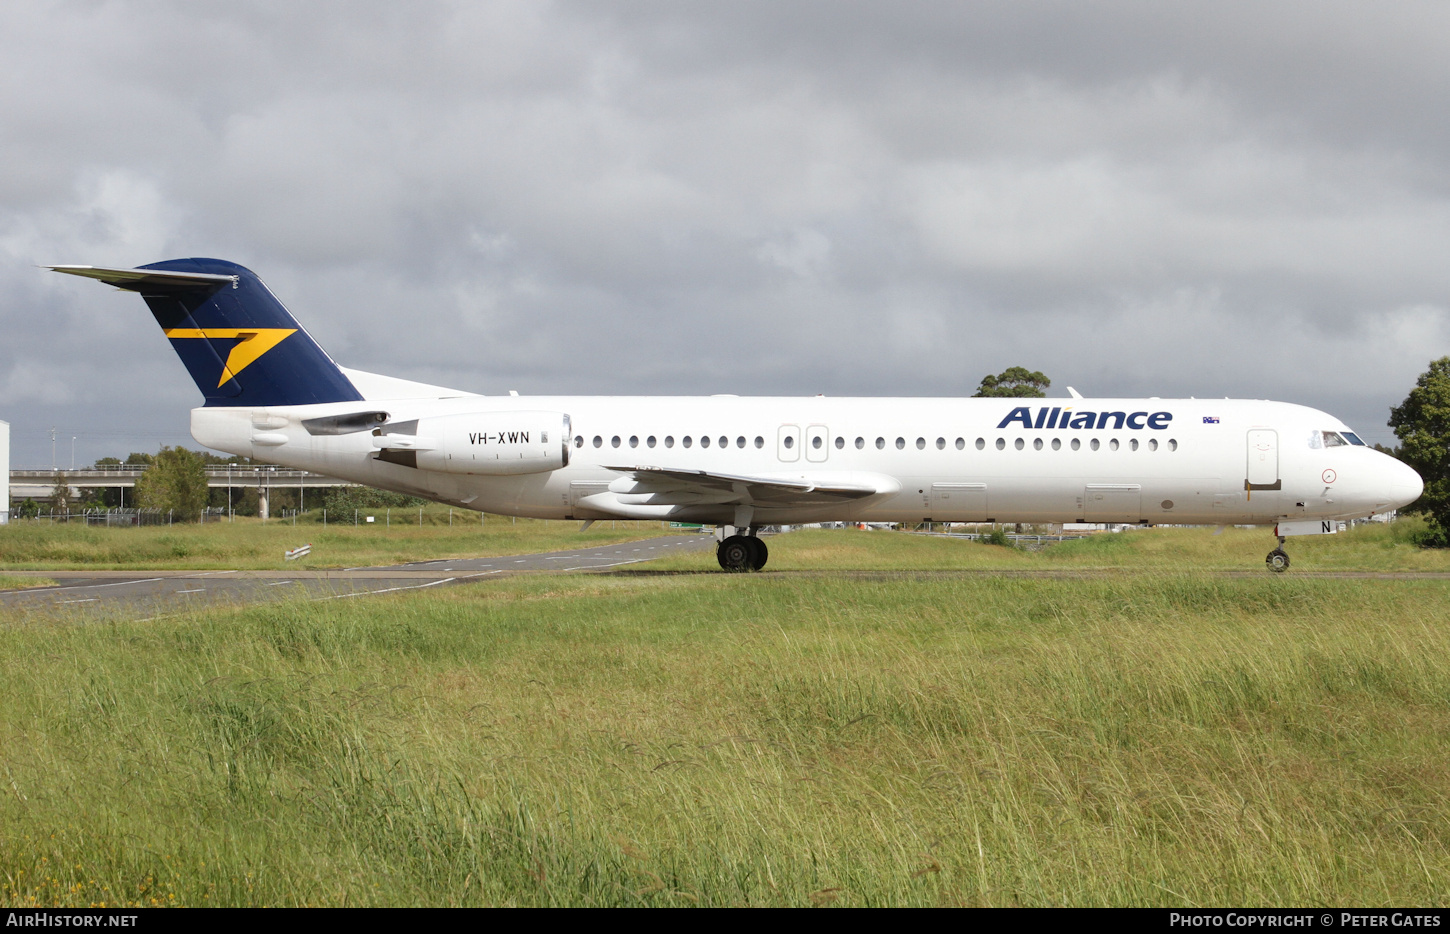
[9,508,179,526]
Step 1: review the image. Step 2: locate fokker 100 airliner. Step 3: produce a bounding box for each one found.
[49,259,1423,572]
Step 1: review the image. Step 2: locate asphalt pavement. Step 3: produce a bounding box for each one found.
[0,533,720,619]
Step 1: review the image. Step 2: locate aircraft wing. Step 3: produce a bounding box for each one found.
[602,465,895,507]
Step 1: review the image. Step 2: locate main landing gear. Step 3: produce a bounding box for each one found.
[718,533,768,572]
[1266,535,1290,573]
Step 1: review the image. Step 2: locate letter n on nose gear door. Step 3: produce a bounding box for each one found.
[1246,429,1281,495]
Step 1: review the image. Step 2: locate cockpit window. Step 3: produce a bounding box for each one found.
[1322,431,1349,447]
[1342,431,1366,446]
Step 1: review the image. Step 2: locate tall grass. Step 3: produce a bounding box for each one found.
[4,554,1450,905]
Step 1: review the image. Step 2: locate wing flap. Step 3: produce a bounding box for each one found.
[603,465,892,507]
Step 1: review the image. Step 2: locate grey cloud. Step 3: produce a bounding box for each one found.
[0,1,1446,462]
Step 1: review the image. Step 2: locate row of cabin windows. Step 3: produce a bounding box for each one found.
[581,434,766,450]
[576,434,1180,452]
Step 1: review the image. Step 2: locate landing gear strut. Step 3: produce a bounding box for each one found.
[717,532,768,572]
[1266,535,1290,573]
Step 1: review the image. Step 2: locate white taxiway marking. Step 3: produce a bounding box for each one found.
[561,558,649,571]
[267,580,295,586]
[59,598,98,604]
[328,578,455,599]
[176,589,205,594]
[46,577,165,593]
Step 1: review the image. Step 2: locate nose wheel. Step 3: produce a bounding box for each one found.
[1266,535,1290,573]
[718,534,768,572]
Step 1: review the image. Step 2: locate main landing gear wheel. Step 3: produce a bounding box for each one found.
[1266,548,1290,573]
[717,535,768,572]
[747,536,768,571]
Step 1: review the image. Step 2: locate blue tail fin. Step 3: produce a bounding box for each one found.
[51,258,363,407]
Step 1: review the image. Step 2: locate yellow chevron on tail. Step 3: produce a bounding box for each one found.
[164,328,297,387]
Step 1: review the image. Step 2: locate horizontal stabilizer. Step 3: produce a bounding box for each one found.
[46,265,238,291]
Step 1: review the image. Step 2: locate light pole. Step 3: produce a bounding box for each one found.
[71,436,76,470]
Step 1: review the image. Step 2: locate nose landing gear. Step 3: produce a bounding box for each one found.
[1266,535,1290,573]
[718,532,768,572]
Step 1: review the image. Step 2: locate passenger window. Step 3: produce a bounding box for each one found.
[1071,438,1080,451]
[995,438,1005,450]
[737,436,746,448]
[1033,438,1043,450]
[896,437,906,450]
[1090,439,1100,451]
[755,436,764,448]
[835,436,845,449]
[956,438,965,450]
[976,438,985,450]
[876,437,886,449]
[1109,439,1119,451]
[915,437,925,450]
[648,436,657,448]
[683,436,693,448]
[1148,438,1157,451]
[936,437,945,450]
[783,436,794,449]
[593,436,603,448]
[574,435,584,448]
[719,436,728,448]
[812,436,823,449]
[611,436,621,448]
[1051,438,1061,450]
[855,437,865,449]
[701,436,711,448]
[1168,439,1178,451]
[629,435,639,448]
[1130,439,1138,451]
[1014,438,1024,450]
[665,435,675,448]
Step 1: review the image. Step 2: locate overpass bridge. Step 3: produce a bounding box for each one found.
[9,466,357,519]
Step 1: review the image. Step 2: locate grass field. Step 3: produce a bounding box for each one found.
[643,517,1450,574]
[4,524,1450,907]
[0,575,56,590]
[0,509,674,571]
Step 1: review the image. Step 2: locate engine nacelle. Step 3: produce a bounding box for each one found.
[374,411,571,475]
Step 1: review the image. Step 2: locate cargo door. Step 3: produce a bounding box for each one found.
[1083,483,1141,522]
[931,482,988,521]
[569,480,610,511]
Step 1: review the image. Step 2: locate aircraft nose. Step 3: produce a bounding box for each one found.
[1385,457,1423,510]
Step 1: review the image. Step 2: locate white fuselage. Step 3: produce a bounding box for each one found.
[191,391,1423,527]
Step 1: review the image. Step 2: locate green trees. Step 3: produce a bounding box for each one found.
[49,473,70,514]
[973,367,1051,398]
[1389,357,1449,541]
[133,446,209,521]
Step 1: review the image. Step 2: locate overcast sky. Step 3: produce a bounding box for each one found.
[4,1,1447,465]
